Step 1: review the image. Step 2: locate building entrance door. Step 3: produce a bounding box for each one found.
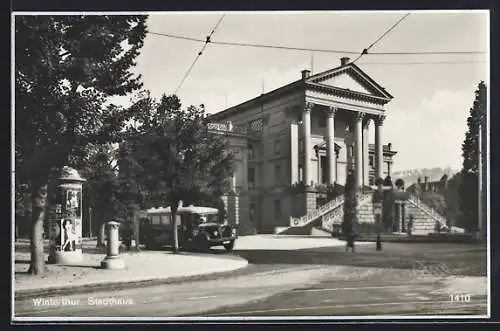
[320,156,327,184]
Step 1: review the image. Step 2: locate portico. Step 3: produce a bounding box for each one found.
[209,56,397,232]
[295,106,389,189]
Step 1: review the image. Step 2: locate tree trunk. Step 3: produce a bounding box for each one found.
[171,200,180,254]
[97,222,106,247]
[28,183,48,275]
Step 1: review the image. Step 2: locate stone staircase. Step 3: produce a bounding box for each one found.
[275,194,345,235]
[406,194,449,235]
[320,192,373,233]
[276,190,462,236]
[276,191,372,235]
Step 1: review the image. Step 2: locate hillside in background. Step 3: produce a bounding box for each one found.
[391,167,458,186]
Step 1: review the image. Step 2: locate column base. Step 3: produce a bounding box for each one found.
[100,255,126,270]
[48,249,83,265]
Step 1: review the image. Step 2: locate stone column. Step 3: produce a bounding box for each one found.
[326,107,336,185]
[229,170,238,225]
[362,117,370,187]
[374,115,386,181]
[399,201,403,232]
[354,112,364,188]
[290,121,299,184]
[231,171,237,192]
[101,221,125,270]
[303,103,313,186]
[242,149,249,191]
[48,166,85,265]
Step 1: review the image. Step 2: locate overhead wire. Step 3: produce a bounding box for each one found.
[357,60,486,66]
[351,13,412,64]
[149,30,486,56]
[174,14,226,94]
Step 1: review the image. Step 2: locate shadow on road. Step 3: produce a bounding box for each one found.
[227,242,487,277]
[15,241,486,277]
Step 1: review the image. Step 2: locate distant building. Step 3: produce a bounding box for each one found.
[208,57,397,233]
[406,174,449,194]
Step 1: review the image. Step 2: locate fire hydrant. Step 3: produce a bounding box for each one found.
[100,221,126,270]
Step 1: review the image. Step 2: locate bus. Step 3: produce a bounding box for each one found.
[139,204,238,252]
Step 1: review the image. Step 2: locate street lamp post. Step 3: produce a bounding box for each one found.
[372,183,384,251]
[89,206,92,238]
[478,121,483,241]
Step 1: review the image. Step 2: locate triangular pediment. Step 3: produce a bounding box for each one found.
[307,64,393,100]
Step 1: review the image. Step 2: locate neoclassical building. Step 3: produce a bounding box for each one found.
[208,57,398,234]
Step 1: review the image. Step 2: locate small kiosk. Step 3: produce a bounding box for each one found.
[48,166,86,264]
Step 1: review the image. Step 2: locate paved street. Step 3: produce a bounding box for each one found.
[14,240,487,319]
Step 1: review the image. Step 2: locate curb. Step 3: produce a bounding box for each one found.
[15,259,249,300]
[272,235,337,239]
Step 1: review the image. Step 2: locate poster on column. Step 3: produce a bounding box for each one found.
[65,190,81,217]
[60,218,82,251]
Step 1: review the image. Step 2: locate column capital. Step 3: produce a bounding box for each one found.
[327,106,337,117]
[304,102,314,112]
[362,116,371,129]
[354,112,365,122]
[375,114,386,126]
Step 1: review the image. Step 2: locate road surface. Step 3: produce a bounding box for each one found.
[14,242,488,318]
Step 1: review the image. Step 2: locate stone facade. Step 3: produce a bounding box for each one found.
[209,58,397,233]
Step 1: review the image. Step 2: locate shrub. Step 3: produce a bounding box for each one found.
[341,172,357,245]
[382,176,394,231]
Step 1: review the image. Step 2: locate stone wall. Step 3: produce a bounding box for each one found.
[305,191,317,215]
[237,194,257,235]
[357,202,375,224]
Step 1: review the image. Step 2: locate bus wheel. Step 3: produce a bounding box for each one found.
[223,240,235,251]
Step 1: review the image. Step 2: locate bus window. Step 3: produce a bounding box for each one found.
[151,215,161,225]
[161,215,170,225]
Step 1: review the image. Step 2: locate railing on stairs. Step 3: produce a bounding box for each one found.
[282,188,374,235]
[321,192,373,231]
[407,194,448,228]
[288,195,344,227]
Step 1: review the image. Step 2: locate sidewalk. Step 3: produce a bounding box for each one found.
[13,235,359,298]
[14,250,248,298]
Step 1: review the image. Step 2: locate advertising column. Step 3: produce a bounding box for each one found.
[48,166,86,265]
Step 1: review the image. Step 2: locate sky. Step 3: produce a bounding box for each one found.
[115,10,489,172]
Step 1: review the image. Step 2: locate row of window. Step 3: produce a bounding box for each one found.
[248,139,282,161]
[247,163,285,188]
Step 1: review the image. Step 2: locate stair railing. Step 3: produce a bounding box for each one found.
[407,194,447,227]
[289,194,344,227]
[321,191,373,230]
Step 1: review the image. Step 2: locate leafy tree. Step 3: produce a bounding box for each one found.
[458,81,487,232]
[78,143,127,246]
[382,176,394,231]
[124,94,234,253]
[443,172,462,227]
[341,171,357,249]
[15,15,148,274]
[421,191,446,216]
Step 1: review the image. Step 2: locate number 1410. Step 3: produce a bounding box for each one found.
[450,294,471,303]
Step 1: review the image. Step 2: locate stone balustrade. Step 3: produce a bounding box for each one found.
[289,190,373,229]
[321,192,372,229]
[407,194,448,228]
[289,195,344,227]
